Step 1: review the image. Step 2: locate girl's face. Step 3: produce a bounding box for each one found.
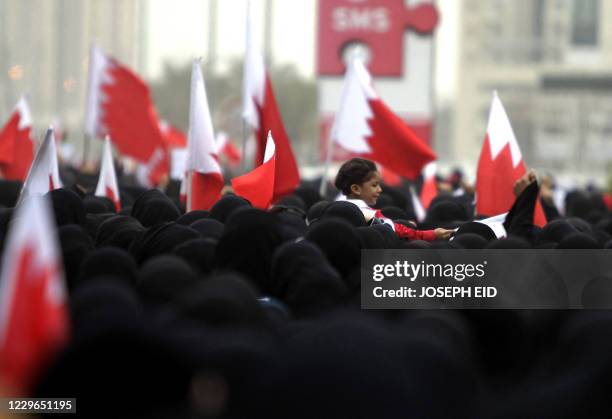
[350,171,382,206]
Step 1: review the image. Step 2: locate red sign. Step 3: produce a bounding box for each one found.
[317,0,439,76]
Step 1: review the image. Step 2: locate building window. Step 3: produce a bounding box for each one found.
[571,0,599,47]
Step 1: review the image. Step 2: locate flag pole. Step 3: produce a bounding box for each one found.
[82,133,92,168]
[319,129,335,197]
[241,120,249,174]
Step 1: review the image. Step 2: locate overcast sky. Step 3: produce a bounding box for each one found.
[146,0,458,100]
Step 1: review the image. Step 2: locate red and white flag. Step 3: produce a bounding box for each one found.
[0,195,69,394]
[420,162,437,210]
[242,0,299,200]
[185,59,224,212]
[85,44,168,173]
[0,96,34,181]
[20,127,62,199]
[232,131,276,209]
[331,58,436,179]
[216,131,242,167]
[476,92,546,226]
[94,136,121,212]
[160,120,188,149]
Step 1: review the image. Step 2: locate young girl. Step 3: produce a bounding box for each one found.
[334,158,452,241]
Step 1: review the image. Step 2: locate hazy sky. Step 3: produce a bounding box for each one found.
[147,0,458,100]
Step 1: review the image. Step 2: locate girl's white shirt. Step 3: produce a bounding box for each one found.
[345,198,396,231]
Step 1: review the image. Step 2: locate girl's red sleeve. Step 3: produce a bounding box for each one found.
[373,209,437,241]
[393,223,437,242]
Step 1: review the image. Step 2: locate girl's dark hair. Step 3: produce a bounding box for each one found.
[334,158,378,195]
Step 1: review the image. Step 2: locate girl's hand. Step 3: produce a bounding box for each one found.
[434,228,454,240]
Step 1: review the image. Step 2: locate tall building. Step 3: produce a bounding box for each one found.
[0,0,147,140]
[451,0,612,180]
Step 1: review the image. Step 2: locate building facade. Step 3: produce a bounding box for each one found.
[452,0,612,181]
[0,0,147,140]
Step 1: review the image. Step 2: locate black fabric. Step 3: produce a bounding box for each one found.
[294,185,323,210]
[0,180,22,207]
[95,215,145,251]
[83,195,116,214]
[306,200,330,225]
[356,226,386,249]
[210,194,251,223]
[452,233,488,249]
[371,192,394,209]
[176,210,210,226]
[305,218,362,288]
[424,200,469,228]
[47,188,86,227]
[270,240,347,317]
[83,213,115,241]
[215,209,284,293]
[276,211,307,240]
[501,180,540,243]
[536,219,579,245]
[275,195,306,211]
[379,206,407,221]
[129,222,200,265]
[77,247,139,291]
[322,201,366,227]
[240,314,478,419]
[190,218,224,241]
[485,236,531,249]
[556,233,601,249]
[131,189,180,227]
[175,273,266,328]
[138,255,199,307]
[58,224,94,290]
[172,238,217,276]
[455,221,497,242]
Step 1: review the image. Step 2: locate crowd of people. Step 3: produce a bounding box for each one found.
[2,157,612,418]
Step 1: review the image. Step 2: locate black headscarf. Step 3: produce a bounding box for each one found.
[306,200,330,225]
[58,224,94,290]
[77,247,139,291]
[83,195,116,214]
[95,215,145,251]
[131,189,180,227]
[172,238,217,276]
[138,255,199,307]
[83,213,116,241]
[322,201,366,227]
[294,185,323,210]
[274,195,306,212]
[305,218,362,288]
[174,272,267,328]
[485,236,531,249]
[424,200,469,229]
[176,210,210,226]
[0,179,22,207]
[356,226,386,249]
[47,188,86,226]
[210,195,251,223]
[455,221,497,242]
[380,206,410,221]
[215,209,284,292]
[452,233,488,249]
[129,222,200,265]
[190,218,225,241]
[536,219,579,245]
[276,210,308,241]
[556,233,601,249]
[270,240,347,317]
